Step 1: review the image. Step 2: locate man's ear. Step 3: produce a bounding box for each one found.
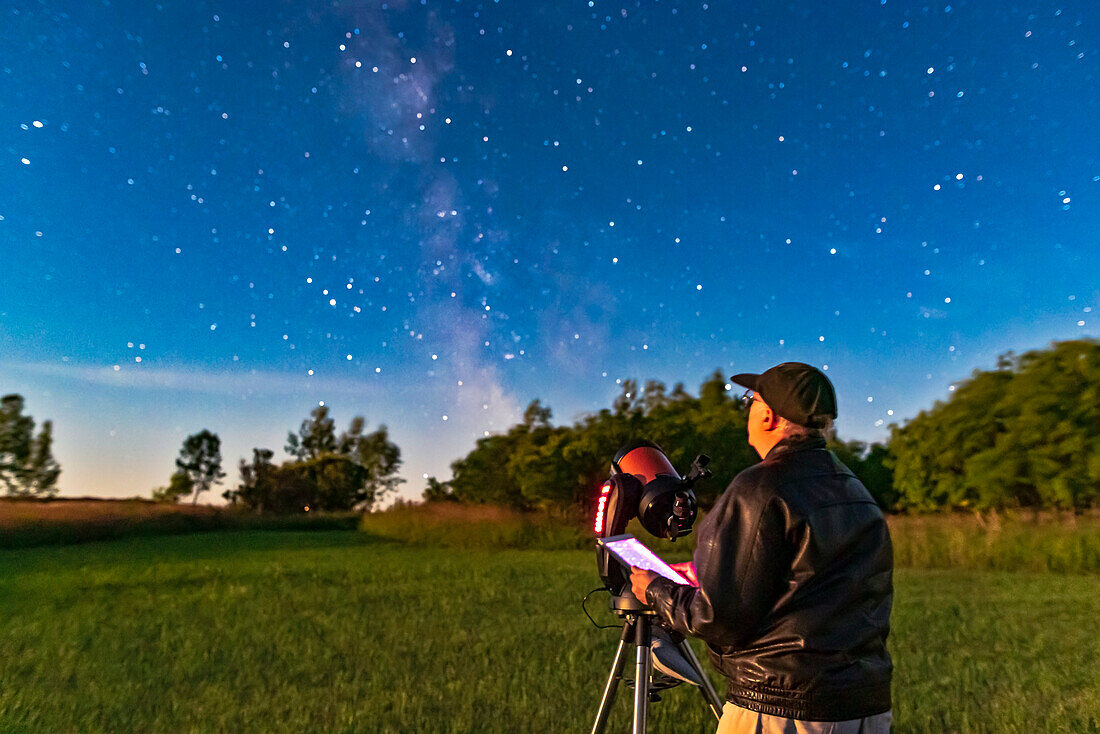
[761,406,780,431]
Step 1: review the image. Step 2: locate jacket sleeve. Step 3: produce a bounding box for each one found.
[645,479,791,648]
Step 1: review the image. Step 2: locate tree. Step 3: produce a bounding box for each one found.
[224,448,277,511]
[230,409,403,514]
[888,339,1100,511]
[522,399,552,429]
[175,430,226,505]
[450,431,528,507]
[613,379,642,417]
[286,404,337,460]
[643,379,669,414]
[246,455,369,513]
[337,418,403,509]
[152,470,194,504]
[423,476,457,502]
[287,454,369,511]
[443,371,756,512]
[0,394,61,496]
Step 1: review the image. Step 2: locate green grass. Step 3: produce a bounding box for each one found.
[1,531,1097,733]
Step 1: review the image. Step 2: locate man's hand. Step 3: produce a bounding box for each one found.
[629,566,658,604]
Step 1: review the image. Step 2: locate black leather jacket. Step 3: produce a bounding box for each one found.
[646,436,892,721]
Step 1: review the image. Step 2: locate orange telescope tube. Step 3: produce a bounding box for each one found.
[613,442,680,485]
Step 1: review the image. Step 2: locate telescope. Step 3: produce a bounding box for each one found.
[593,440,710,595]
[588,439,721,733]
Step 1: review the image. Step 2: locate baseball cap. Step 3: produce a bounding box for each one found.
[731,362,837,428]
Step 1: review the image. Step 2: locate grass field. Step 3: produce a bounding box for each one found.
[1,530,1097,733]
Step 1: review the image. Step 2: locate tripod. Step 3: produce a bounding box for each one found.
[590,594,723,734]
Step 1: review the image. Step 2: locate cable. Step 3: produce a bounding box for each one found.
[581,586,620,629]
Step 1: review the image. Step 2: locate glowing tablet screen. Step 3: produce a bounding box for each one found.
[600,535,691,586]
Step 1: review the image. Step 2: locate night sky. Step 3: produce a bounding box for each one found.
[2,1,1097,502]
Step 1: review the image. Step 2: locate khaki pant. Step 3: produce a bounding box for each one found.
[716,702,892,734]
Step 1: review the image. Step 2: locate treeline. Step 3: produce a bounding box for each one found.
[1,392,402,514]
[431,339,1099,514]
[429,371,892,512]
[7,339,1097,515]
[155,406,402,514]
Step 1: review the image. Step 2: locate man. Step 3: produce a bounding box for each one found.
[630,362,893,733]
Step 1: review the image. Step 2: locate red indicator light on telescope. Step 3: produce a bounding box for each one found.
[594,481,612,534]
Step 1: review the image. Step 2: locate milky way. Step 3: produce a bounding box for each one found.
[1,1,1097,499]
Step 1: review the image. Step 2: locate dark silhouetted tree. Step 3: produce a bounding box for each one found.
[0,394,61,496]
[423,476,457,502]
[338,418,403,509]
[271,455,367,512]
[613,379,642,417]
[522,399,552,429]
[233,409,402,514]
[450,431,527,507]
[643,379,669,414]
[175,430,225,505]
[224,448,277,511]
[152,470,194,504]
[286,404,337,460]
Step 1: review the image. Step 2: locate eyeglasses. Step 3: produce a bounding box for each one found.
[738,389,755,413]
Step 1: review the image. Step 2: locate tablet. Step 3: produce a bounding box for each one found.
[598,534,692,586]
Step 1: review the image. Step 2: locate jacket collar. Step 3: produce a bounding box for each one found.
[763,434,827,462]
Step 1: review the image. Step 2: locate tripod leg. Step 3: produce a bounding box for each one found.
[633,616,652,734]
[591,620,633,734]
[676,639,723,721]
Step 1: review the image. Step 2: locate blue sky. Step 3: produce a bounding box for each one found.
[1,0,1096,501]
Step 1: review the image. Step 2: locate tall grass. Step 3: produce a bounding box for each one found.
[9,498,1100,573]
[0,498,357,549]
[363,503,1100,574]
[887,511,1100,573]
[359,502,589,550]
